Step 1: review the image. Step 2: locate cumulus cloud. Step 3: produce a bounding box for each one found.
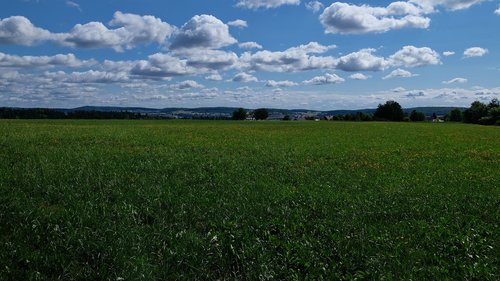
[64,12,175,51]
[66,1,82,12]
[303,73,344,85]
[336,49,389,72]
[227,19,248,28]
[236,0,301,9]
[239,44,439,73]
[130,53,194,79]
[287,41,336,53]
[320,2,430,34]
[0,70,20,80]
[170,80,205,90]
[63,22,124,50]
[176,49,239,70]
[411,0,486,11]
[239,42,337,72]
[495,7,500,15]
[239,41,263,49]
[205,73,223,81]
[383,68,418,79]
[405,91,426,98]
[1,13,175,51]
[265,80,298,87]
[232,72,258,82]
[0,52,95,68]
[463,47,488,58]
[42,70,129,83]
[108,12,175,46]
[443,51,455,56]
[442,77,467,84]
[170,15,237,50]
[305,1,324,13]
[392,87,407,92]
[349,73,370,80]
[389,46,441,67]
[0,16,58,45]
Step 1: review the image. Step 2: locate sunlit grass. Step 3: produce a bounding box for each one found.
[0,120,498,280]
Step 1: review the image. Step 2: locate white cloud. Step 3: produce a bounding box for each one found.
[239,42,337,72]
[349,73,370,80]
[236,0,301,9]
[0,70,20,80]
[170,80,205,90]
[495,7,500,15]
[336,49,389,72]
[443,51,455,56]
[239,44,439,73]
[287,41,336,53]
[305,1,324,13]
[66,1,82,12]
[205,73,223,81]
[392,87,407,92]
[404,91,426,98]
[265,80,298,87]
[232,72,258,82]
[389,46,441,67]
[101,59,137,73]
[109,12,175,46]
[383,68,418,79]
[320,2,430,34]
[64,12,175,51]
[239,41,263,49]
[0,52,95,68]
[64,22,124,50]
[0,13,174,51]
[130,53,194,79]
[0,16,58,45]
[303,73,344,85]
[411,0,486,11]
[42,70,129,83]
[176,49,239,70]
[463,47,488,58]
[170,15,237,49]
[442,77,467,84]
[227,19,248,28]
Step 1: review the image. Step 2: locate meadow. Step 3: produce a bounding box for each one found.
[0,120,498,280]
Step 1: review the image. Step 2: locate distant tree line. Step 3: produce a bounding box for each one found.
[4,99,498,125]
[231,99,499,126]
[0,108,144,119]
[459,99,499,125]
[232,108,269,120]
[329,112,373,121]
[347,99,498,126]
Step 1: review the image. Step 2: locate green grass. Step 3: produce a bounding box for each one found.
[0,120,498,280]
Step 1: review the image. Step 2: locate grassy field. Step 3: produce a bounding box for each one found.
[0,120,498,280]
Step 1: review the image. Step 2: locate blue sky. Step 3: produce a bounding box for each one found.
[0,0,499,109]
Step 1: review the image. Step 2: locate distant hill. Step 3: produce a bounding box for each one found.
[2,105,467,119]
[70,106,163,113]
[404,107,467,116]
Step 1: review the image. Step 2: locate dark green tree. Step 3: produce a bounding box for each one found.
[478,99,500,125]
[488,98,499,109]
[253,108,269,120]
[282,115,291,121]
[488,107,500,125]
[232,108,247,120]
[448,108,463,122]
[463,101,488,124]
[374,100,404,121]
[409,110,425,121]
